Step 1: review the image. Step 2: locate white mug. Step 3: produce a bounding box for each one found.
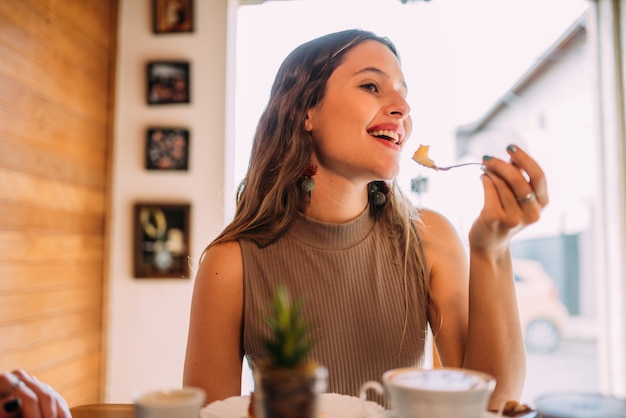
[134,387,206,418]
[535,392,626,418]
[359,367,495,418]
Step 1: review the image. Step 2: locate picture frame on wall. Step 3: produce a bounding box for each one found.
[145,127,189,170]
[152,0,194,34]
[147,61,190,105]
[133,202,191,279]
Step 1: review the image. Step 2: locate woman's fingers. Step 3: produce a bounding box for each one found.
[481,145,548,214]
[505,144,549,207]
[482,170,540,225]
[473,144,548,250]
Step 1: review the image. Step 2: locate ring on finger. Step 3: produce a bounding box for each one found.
[3,398,21,414]
[0,380,23,399]
[516,191,536,203]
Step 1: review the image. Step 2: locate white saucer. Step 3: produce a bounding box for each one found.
[200,393,507,418]
[201,393,385,418]
[382,412,500,417]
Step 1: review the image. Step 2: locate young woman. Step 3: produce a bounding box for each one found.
[183,29,548,410]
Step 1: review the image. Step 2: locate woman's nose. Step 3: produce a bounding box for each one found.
[388,93,411,119]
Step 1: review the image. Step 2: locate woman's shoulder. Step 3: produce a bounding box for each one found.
[414,207,461,243]
[208,239,241,253]
[197,240,243,279]
[416,207,455,229]
[413,208,466,277]
[201,240,241,259]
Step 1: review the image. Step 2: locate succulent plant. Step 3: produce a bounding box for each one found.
[261,285,316,369]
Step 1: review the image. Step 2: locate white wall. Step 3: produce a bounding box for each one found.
[107,0,235,402]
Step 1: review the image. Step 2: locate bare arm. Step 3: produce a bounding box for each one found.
[420,209,469,372]
[423,145,548,410]
[183,241,244,404]
[423,199,527,411]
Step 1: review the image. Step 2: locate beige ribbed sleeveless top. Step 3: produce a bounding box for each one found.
[241,208,429,399]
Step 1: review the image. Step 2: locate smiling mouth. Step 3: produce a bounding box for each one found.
[368,129,400,145]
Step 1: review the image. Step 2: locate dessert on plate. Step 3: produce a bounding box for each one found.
[501,400,534,417]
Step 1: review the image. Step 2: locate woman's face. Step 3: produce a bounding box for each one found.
[306,40,412,184]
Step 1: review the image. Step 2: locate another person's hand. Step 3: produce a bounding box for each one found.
[0,370,71,418]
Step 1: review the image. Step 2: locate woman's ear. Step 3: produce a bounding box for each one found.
[305,109,314,132]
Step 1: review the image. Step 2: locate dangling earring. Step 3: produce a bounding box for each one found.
[301,119,315,196]
[300,164,318,202]
[369,181,389,206]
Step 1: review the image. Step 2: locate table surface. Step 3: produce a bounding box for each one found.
[69,401,538,418]
[70,403,134,418]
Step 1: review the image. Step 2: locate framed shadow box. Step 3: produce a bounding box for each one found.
[133,202,190,279]
[147,61,190,105]
[145,127,189,170]
[152,0,194,34]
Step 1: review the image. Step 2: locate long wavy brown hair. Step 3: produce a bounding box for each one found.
[208,29,432,346]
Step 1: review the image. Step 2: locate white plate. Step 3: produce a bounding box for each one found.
[200,393,385,418]
[382,412,500,418]
[200,394,507,418]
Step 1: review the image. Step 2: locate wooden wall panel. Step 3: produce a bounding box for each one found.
[0,170,105,211]
[0,202,104,232]
[0,310,102,353]
[0,0,117,407]
[0,332,102,372]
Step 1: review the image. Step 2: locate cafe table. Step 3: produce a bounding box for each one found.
[69,401,537,418]
[70,403,134,418]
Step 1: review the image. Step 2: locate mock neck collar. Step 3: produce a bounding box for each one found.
[288,207,375,250]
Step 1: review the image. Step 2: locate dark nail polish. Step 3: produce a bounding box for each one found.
[3,398,20,413]
[507,144,518,153]
[482,155,492,161]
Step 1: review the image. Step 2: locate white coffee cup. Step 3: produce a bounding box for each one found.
[134,387,206,418]
[535,392,626,418]
[359,367,495,418]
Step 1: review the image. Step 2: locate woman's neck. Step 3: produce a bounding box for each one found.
[302,177,369,223]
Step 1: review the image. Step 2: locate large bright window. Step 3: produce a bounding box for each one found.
[234,0,609,404]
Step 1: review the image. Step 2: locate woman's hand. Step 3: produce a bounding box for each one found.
[0,370,71,418]
[469,144,548,253]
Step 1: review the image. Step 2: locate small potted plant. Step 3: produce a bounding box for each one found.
[253,285,326,418]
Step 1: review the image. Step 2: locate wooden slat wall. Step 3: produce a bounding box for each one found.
[0,0,117,406]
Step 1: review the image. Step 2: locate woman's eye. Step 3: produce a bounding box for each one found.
[361,82,379,93]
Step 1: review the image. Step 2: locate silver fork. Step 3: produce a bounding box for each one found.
[434,162,483,171]
[412,158,483,171]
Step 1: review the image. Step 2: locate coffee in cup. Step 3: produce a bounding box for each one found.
[134,387,205,418]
